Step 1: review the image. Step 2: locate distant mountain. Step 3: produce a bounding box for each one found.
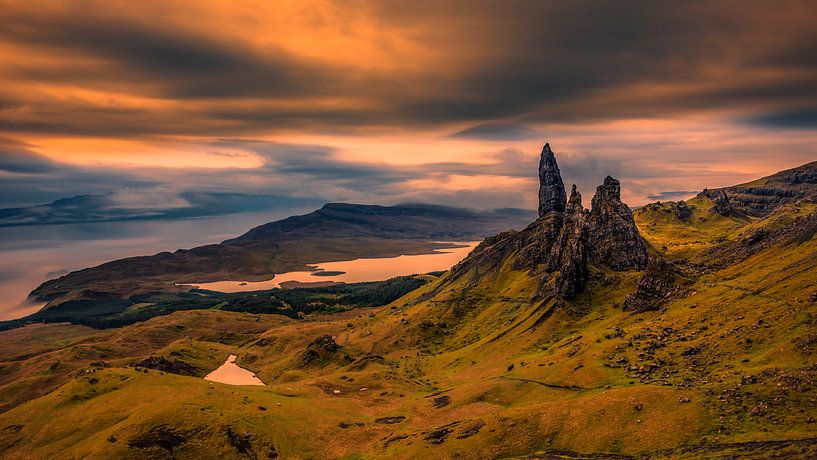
[25,202,535,313]
[0,192,324,226]
[229,202,536,242]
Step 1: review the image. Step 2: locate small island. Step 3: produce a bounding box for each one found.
[310,270,346,277]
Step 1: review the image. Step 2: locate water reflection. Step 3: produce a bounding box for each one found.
[0,209,315,320]
[192,242,478,293]
[204,354,264,386]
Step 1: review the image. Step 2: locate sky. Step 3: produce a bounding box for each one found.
[1,0,816,211]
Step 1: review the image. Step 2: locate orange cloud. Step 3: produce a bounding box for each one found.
[0,1,816,208]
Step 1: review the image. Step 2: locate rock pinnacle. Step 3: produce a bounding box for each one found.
[538,143,567,217]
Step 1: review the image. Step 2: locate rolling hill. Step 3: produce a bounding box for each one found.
[0,192,323,227]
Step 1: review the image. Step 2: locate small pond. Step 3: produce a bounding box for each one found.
[204,354,264,386]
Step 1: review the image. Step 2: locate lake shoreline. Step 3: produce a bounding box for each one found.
[188,241,478,293]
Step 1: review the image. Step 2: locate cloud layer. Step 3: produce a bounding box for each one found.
[0,1,815,209]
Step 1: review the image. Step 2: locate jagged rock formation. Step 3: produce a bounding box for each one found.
[587,176,648,271]
[675,200,693,220]
[549,185,588,298]
[538,143,567,216]
[623,257,687,313]
[701,188,733,216]
[449,213,562,279]
[452,143,647,300]
[135,356,199,376]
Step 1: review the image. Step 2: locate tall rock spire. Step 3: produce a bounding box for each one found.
[538,143,567,217]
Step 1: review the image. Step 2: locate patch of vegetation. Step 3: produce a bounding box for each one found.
[0,275,434,330]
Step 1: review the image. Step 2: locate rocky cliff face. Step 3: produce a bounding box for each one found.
[587,176,648,271]
[452,143,648,300]
[700,161,817,217]
[549,185,588,298]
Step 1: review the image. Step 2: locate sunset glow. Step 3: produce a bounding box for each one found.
[1,0,816,208]
[3,3,817,457]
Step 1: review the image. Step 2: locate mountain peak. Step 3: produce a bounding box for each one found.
[538,142,567,217]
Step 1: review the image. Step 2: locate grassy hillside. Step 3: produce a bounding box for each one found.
[2,169,817,458]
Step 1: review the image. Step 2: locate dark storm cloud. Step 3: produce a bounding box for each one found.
[0,139,425,208]
[0,1,815,213]
[0,139,534,210]
[1,1,816,136]
[451,123,541,141]
[0,14,325,100]
[210,140,416,190]
[0,138,157,207]
[745,108,817,129]
[0,138,56,173]
[388,1,815,125]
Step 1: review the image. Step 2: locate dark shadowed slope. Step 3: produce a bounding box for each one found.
[230,203,534,242]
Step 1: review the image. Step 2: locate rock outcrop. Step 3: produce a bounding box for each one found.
[135,356,199,376]
[299,335,342,367]
[703,210,817,270]
[538,143,567,216]
[705,161,817,217]
[451,142,648,301]
[675,200,693,220]
[702,188,733,216]
[622,257,687,313]
[587,176,648,271]
[550,185,588,298]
